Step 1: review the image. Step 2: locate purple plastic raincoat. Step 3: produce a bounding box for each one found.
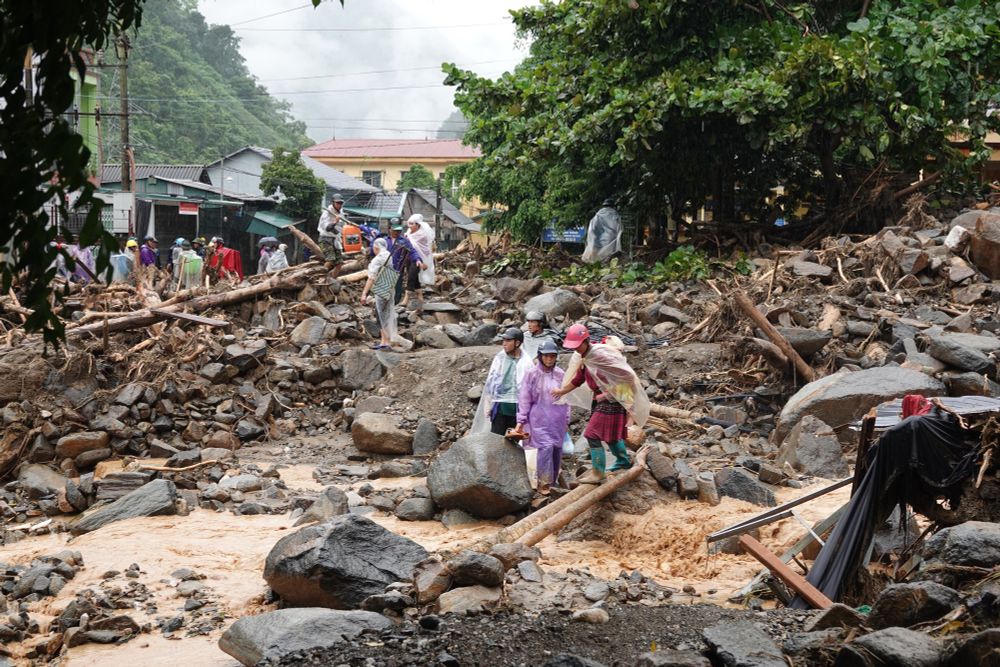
[516,361,570,450]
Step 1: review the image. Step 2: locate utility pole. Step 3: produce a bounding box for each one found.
[434,175,443,245]
[118,34,131,194]
[23,47,33,105]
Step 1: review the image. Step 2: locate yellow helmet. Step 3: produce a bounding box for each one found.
[125,239,138,249]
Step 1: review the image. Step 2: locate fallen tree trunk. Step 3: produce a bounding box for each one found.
[649,404,704,421]
[733,290,816,383]
[516,448,649,548]
[69,266,318,337]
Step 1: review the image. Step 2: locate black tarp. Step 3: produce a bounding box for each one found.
[791,411,980,607]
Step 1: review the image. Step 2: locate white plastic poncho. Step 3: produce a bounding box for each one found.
[405,214,436,286]
[581,205,622,263]
[558,341,649,428]
[175,249,203,290]
[108,252,134,283]
[469,349,533,434]
[266,244,290,273]
[522,330,556,362]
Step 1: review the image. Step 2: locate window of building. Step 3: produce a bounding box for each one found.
[362,170,382,188]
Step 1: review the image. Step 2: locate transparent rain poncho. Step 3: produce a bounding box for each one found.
[558,341,649,428]
[581,205,622,263]
[469,349,533,434]
[406,215,436,286]
[108,252,134,283]
[266,245,290,273]
[175,249,203,290]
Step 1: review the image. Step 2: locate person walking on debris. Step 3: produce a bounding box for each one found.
[551,323,649,484]
[387,219,413,304]
[472,327,532,436]
[404,214,435,310]
[318,194,349,279]
[522,310,557,360]
[360,237,400,351]
[257,238,277,275]
[192,237,206,259]
[510,339,571,495]
[140,235,159,269]
[581,197,623,264]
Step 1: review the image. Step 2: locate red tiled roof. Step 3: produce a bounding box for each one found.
[303,138,480,160]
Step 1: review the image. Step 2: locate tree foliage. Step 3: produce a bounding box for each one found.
[260,148,325,223]
[445,0,1000,242]
[99,0,312,164]
[396,164,438,191]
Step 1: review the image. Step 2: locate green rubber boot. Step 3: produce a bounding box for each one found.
[578,447,607,484]
[608,439,632,472]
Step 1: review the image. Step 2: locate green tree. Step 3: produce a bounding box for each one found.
[260,148,325,223]
[396,164,438,191]
[445,0,1000,242]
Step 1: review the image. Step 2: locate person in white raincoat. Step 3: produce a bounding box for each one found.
[266,243,290,273]
[175,240,203,290]
[580,198,622,263]
[470,327,533,436]
[404,214,435,299]
[551,323,649,483]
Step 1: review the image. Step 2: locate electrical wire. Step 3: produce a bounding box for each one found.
[229,3,313,27]
[233,21,510,32]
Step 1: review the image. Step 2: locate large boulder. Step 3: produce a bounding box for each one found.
[714,468,776,507]
[922,521,1000,569]
[775,415,848,479]
[774,367,944,445]
[702,621,785,667]
[218,608,391,666]
[969,214,1000,279]
[290,316,329,347]
[55,431,110,460]
[70,479,177,535]
[351,412,413,455]
[836,627,943,667]
[523,289,587,321]
[263,514,428,609]
[926,335,993,374]
[18,464,67,499]
[427,432,533,519]
[868,582,961,629]
[339,349,383,391]
[494,277,542,303]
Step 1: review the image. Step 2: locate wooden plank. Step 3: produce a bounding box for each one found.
[738,535,833,609]
[150,308,229,327]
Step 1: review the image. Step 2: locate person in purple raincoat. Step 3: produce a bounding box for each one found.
[512,339,571,495]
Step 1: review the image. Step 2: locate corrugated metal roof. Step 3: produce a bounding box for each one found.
[154,176,271,202]
[409,188,476,227]
[102,164,207,183]
[303,138,480,160]
[300,155,379,193]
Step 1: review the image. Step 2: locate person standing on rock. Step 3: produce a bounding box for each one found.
[511,339,571,495]
[472,327,531,436]
[551,323,649,484]
[318,194,349,279]
[522,310,557,360]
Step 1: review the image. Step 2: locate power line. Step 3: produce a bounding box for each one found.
[256,59,515,82]
[233,21,510,32]
[230,3,313,27]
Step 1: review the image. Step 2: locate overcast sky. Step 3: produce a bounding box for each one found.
[196,0,535,143]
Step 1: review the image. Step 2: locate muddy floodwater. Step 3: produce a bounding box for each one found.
[2,465,849,665]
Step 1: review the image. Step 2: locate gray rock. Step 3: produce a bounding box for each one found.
[774,368,945,445]
[969,214,1000,279]
[351,412,413,455]
[114,383,145,406]
[263,514,428,609]
[218,608,392,666]
[517,560,543,582]
[220,474,263,493]
[488,542,542,571]
[922,520,1000,568]
[75,447,112,469]
[523,289,587,321]
[71,479,177,535]
[714,468,776,507]
[55,431,110,459]
[837,626,943,667]
[440,508,481,527]
[930,332,1000,354]
[354,396,393,417]
[427,432,533,519]
[702,621,785,667]
[18,464,67,499]
[302,365,333,384]
[583,581,610,602]
[360,590,413,612]
[290,316,329,347]
[463,323,499,347]
[223,340,268,373]
[945,629,1000,667]
[494,277,542,303]
[926,335,993,374]
[416,327,458,349]
[235,418,265,441]
[943,371,1000,397]
[436,585,501,615]
[411,418,439,456]
[339,349,384,391]
[646,449,678,492]
[295,485,350,526]
[572,608,610,624]
[445,550,504,587]
[782,629,848,664]
[394,497,436,521]
[542,655,608,667]
[868,581,961,629]
[804,603,867,631]
[775,415,848,479]
[775,327,832,357]
[789,260,832,280]
[635,651,711,667]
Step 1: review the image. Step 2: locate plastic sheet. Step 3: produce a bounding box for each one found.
[266,246,289,273]
[175,250,203,290]
[406,216,436,286]
[581,205,622,263]
[470,350,533,434]
[108,253,134,283]
[557,342,649,428]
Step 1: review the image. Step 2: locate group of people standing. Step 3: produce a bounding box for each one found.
[473,315,648,494]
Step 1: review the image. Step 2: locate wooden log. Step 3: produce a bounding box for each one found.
[516,449,649,547]
[649,404,703,421]
[69,267,315,337]
[465,483,597,554]
[734,290,816,383]
[286,225,324,261]
[738,534,833,609]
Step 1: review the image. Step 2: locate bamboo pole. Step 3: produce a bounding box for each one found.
[516,449,649,547]
[733,290,816,383]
